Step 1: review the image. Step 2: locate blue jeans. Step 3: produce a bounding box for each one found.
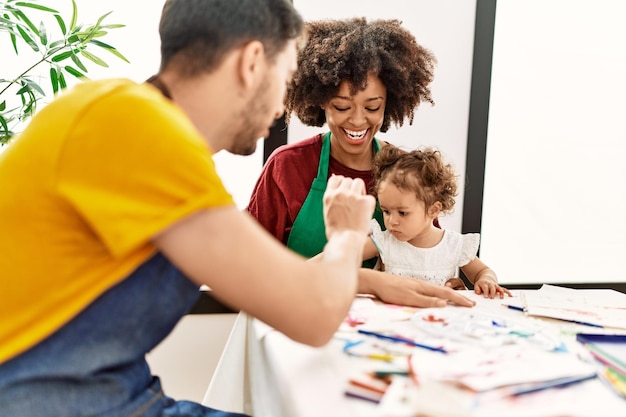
[0,253,248,417]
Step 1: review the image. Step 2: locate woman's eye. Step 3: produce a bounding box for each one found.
[366,107,381,112]
[333,106,349,111]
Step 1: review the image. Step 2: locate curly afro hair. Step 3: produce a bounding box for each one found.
[284,17,436,132]
[372,145,458,213]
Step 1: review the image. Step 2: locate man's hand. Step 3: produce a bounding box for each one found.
[323,175,375,239]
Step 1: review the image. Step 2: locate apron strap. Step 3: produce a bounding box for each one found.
[287,132,383,267]
[315,131,332,181]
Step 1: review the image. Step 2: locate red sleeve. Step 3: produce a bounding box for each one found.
[247,156,291,243]
[246,135,322,244]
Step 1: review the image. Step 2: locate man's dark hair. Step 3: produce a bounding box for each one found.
[159,0,303,76]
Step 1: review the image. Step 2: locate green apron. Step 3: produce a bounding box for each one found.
[286,132,384,268]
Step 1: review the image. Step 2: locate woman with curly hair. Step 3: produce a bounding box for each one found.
[365,146,511,299]
[247,17,475,308]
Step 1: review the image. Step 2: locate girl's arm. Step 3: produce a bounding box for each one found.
[362,236,379,261]
[460,257,512,299]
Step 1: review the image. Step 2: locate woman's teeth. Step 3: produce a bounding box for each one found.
[344,129,367,140]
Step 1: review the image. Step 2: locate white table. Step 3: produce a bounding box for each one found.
[203,289,626,417]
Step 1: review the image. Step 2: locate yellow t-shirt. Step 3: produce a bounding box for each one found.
[0,79,234,364]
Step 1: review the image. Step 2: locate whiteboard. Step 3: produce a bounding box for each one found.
[479,0,626,284]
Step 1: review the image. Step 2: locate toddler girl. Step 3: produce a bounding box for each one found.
[365,146,511,299]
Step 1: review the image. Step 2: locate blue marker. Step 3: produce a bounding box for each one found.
[357,329,447,354]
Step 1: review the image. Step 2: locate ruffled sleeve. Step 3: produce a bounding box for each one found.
[369,218,384,239]
[458,233,481,266]
[369,218,387,255]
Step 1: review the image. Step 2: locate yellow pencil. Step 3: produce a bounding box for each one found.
[366,353,396,362]
[604,367,626,397]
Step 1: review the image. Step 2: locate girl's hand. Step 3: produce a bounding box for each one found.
[474,277,512,299]
[444,278,467,291]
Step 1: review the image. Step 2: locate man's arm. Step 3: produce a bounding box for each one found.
[153,176,374,347]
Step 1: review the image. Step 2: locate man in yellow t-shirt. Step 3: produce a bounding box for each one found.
[0,0,384,416]
[0,1,474,416]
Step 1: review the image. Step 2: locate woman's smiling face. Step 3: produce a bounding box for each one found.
[324,73,386,160]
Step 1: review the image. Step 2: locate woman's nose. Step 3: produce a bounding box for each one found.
[349,107,366,125]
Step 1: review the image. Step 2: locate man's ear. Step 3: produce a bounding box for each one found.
[428,201,443,218]
[237,40,264,91]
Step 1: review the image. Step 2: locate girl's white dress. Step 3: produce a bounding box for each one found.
[370,219,480,286]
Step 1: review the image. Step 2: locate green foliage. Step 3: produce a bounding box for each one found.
[0,0,129,145]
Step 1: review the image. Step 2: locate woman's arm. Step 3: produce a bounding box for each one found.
[356,268,476,308]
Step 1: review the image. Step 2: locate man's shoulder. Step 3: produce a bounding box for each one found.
[70,78,140,99]
[55,79,168,120]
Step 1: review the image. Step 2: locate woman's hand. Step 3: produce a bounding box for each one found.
[358,269,476,308]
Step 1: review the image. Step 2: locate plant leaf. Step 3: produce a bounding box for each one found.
[69,23,84,35]
[75,26,108,44]
[69,0,77,31]
[48,39,64,49]
[70,53,87,72]
[50,67,59,94]
[14,2,58,13]
[63,65,87,80]
[94,11,113,28]
[100,24,125,29]
[80,50,108,67]
[10,7,39,36]
[23,78,45,97]
[0,100,5,111]
[18,87,37,116]
[10,31,18,54]
[23,100,34,116]
[88,39,112,48]
[89,39,130,63]
[38,20,47,45]
[54,14,66,35]
[15,24,38,51]
[0,115,11,144]
[51,50,73,62]
[58,70,67,89]
[15,84,30,95]
[89,30,107,39]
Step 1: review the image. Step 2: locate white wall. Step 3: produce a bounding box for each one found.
[218,0,478,233]
[2,1,478,234]
[0,1,163,93]
[146,314,237,403]
[51,0,165,82]
[0,1,164,154]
